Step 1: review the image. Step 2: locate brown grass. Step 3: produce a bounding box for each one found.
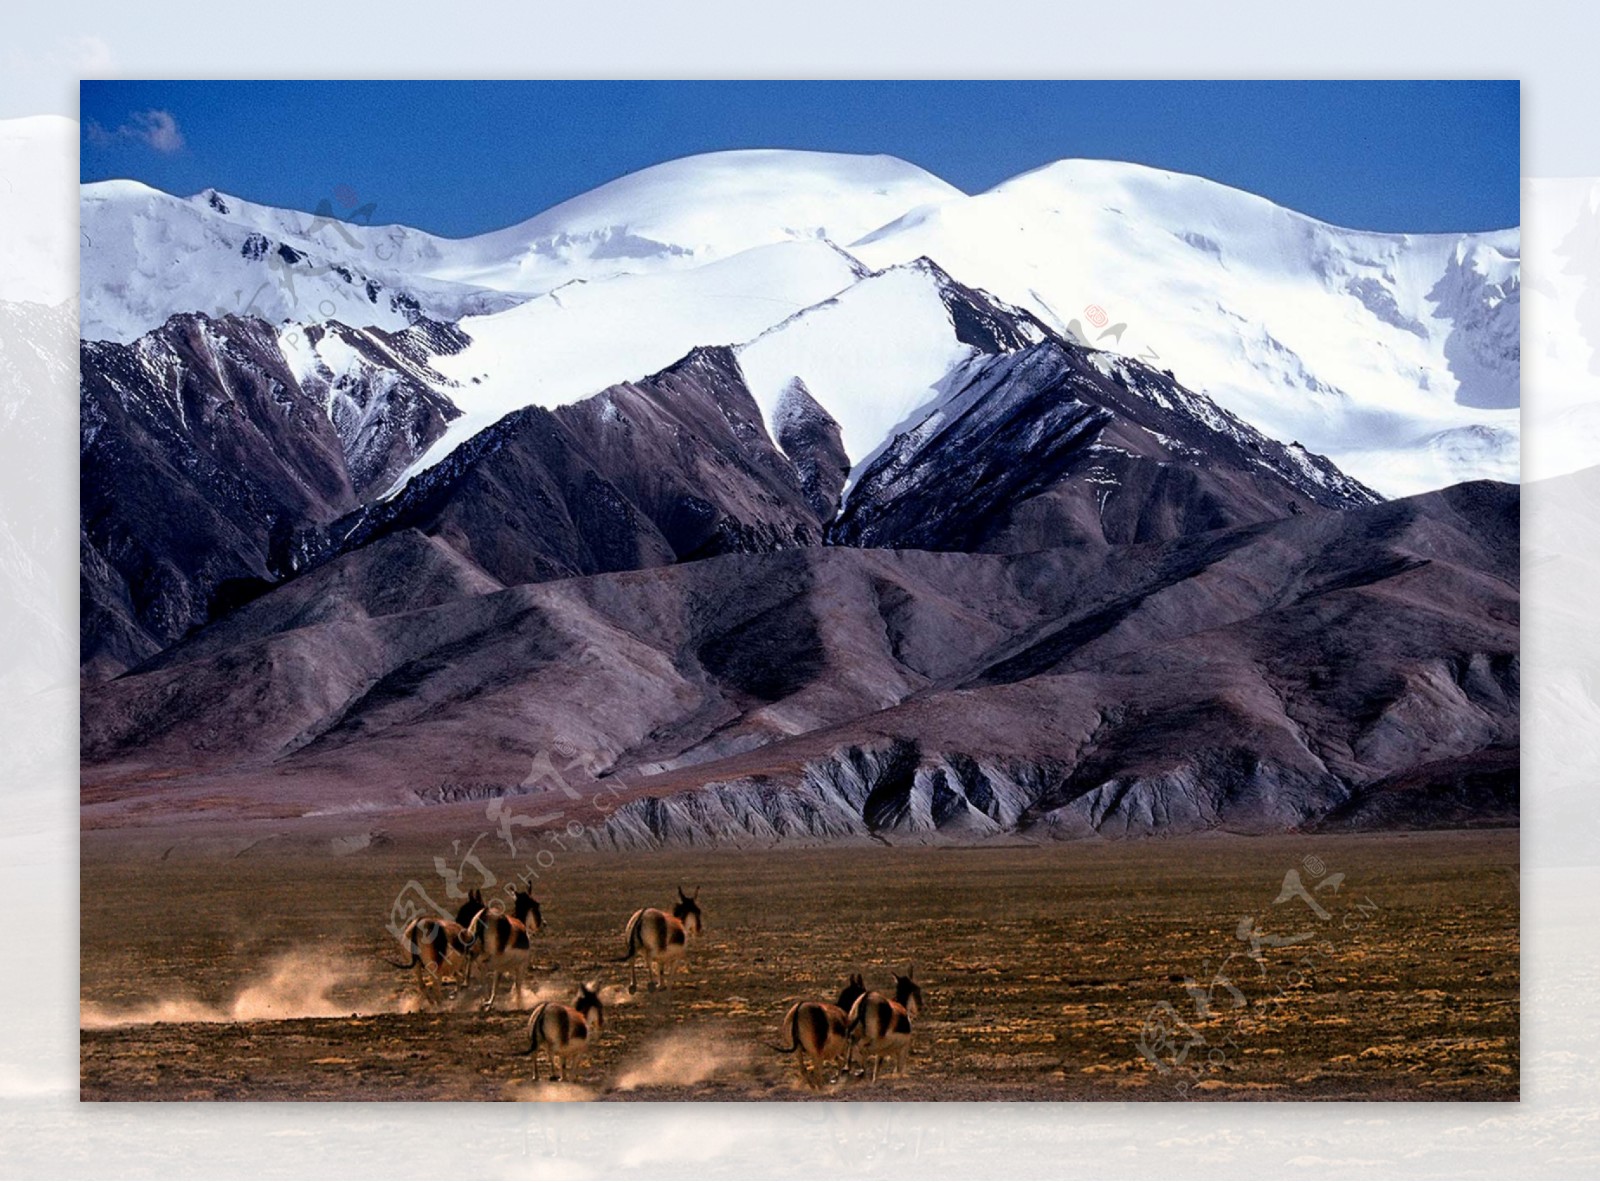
[80,828,1518,1101]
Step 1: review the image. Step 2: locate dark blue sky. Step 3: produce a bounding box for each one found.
[80,81,1520,237]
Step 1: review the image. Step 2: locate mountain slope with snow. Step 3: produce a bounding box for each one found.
[80,150,960,344]
[431,149,965,292]
[399,237,869,490]
[81,149,1520,503]
[737,260,995,478]
[79,181,524,343]
[849,159,1519,496]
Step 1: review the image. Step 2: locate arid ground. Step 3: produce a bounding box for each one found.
[80,827,1518,1101]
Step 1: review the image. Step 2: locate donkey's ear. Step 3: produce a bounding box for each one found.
[677,884,688,900]
[906,963,916,980]
[693,885,701,900]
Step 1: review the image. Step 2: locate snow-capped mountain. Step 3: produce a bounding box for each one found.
[79,181,524,343]
[81,149,1518,499]
[78,150,958,344]
[425,148,964,292]
[78,273,1375,681]
[75,137,1519,841]
[849,160,1520,497]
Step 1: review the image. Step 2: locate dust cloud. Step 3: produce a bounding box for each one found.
[81,950,377,1028]
[614,1027,751,1090]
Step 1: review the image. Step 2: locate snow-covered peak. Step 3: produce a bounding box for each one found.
[80,147,1519,497]
[738,261,981,474]
[79,150,961,342]
[79,179,521,343]
[849,155,1519,497]
[446,149,963,291]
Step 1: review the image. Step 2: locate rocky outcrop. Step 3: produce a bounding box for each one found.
[772,378,850,520]
[78,312,475,680]
[83,483,1518,840]
[289,319,464,498]
[318,346,824,588]
[830,341,1378,553]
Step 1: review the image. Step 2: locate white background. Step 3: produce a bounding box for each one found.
[3,3,1594,1177]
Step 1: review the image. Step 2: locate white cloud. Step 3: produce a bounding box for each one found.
[85,107,184,154]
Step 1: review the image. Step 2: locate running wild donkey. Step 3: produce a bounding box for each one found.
[773,999,852,1089]
[620,887,703,992]
[465,887,545,1009]
[384,889,485,1009]
[518,983,604,1081]
[839,967,923,1081]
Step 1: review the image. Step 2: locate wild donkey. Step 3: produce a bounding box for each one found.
[466,887,545,1009]
[620,886,703,992]
[773,1000,852,1089]
[519,983,604,1082]
[384,890,485,1009]
[840,966,923,1081]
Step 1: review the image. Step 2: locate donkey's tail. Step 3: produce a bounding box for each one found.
[617,909,645,963]
[511,1002,549,1058]
[845,994,868,1037]
[379,922,420,971]
[768,1002,802,1054]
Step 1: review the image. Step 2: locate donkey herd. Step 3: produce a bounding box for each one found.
[387,885,924,1088]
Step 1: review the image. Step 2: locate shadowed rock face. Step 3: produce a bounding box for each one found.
[320,346,824,589]
[78,313,466,680]
[80,314,363,679]
[77,274,1514,842]
[82,481,1518,841]
[830,341,1377,553]
[772,378,850,520]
